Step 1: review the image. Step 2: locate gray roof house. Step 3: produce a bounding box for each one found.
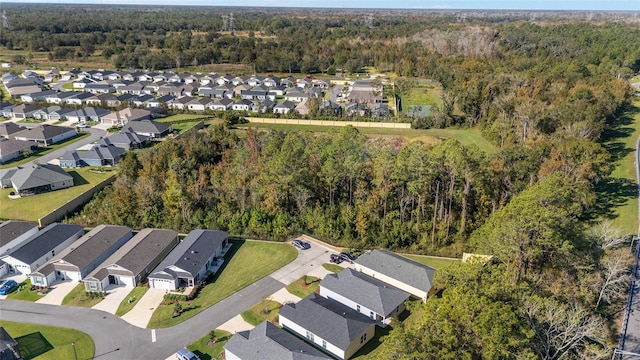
[83,228,179,291]
[96,131,149,150]
[121,119,172,139]
[274,100,296,114]
[0,223,84,275]
[29,225,133,287]
[12,124,77,147]
[224,321,333,360]
[0,327,21,360]
[59,144,126,168]
[0,123,24,139]
[319,268,410,322]
[279,293,376,360]
[0,220,38,256]
[148,230,229,290]
[66,107,110,123]
[354,249,436,301]
[1,163,74,196]
[11,104,44,119]
[0,138,35,164]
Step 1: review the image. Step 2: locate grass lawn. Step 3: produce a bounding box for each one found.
[0,167,115,222]
[62,83,73,90]
[61,283,104,307]
[171,121,202,134]
[147,239,296,328]
[285,275,320,298]
[158,114,212,122]
[6,279,45,302]
[240,299,282,326]
[0,320,94,360]
[115,286,148,316]
[241,123,495,154]
[0,132,91,169]
[187,329,231,360]
[401,254,460,269]
[404,80,443,108]
[322,263,345,273]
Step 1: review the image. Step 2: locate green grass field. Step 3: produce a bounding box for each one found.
[0,167,115,222]
[404,80,443,109]
[401,254,460,269]
[158,114,212,122]
[0,132,91,169]
[115,286,148,316]
[187,329,231,360]
[285,275,320,298]
[0,321,94,360]
[61,284,104,307]
[322,263,345,273]
[147,240,296,328]
[6,279,45,302]
[240,299,282,326]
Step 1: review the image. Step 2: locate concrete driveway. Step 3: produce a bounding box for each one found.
[92,285,131,314]
[121,288,166,328]
[269,243,336,285]
[218,314,254,333]
[35,280,78,305]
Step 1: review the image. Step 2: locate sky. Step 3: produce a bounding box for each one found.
[14,0,640,11]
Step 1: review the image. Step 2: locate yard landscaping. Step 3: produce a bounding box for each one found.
[240,299,282,326]
[61,283,105,308]
[115,286,148,316]
[147,239,296,328]
[6,279,45,302]
[0,320,94,360]
[187,329,231,360]
[322,263,345,273]
[285,275,320,298]
[0,132,91,170]
[401,254,460,269]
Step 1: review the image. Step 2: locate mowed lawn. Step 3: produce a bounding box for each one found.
[0,167,115,222]
[401,254,460,269]
[0,321,95,360]
[147,240,297,328]
[187,329,231,360]
[0,132,90,170]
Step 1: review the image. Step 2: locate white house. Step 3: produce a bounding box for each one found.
[0,220,38,256]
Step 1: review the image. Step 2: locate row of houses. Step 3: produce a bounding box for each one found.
[225,249,436,360]
[0,122,77,164]
[0,221,232,293]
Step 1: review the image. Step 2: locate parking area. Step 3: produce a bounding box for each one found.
[35,280,78,305]
[92,285,132,314]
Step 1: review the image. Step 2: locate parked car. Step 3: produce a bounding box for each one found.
[339,252,357,263]
[176,347,200,360]
[330,254,343,264]
[0,280,18,295]
[292,240,311,250]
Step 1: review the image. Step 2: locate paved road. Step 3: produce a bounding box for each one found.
[36,127,106,164]
[0,242,335,359]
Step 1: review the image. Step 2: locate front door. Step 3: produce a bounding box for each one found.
[108,275,117,285]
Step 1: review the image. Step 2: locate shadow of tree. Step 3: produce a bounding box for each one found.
[15,332,54,359]
[586,177,638,222]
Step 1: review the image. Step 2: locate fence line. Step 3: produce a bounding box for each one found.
[246,117,411,129]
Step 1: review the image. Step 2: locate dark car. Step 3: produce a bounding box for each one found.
[340,252,357,263]
[292,240,311,250]
[0,280,18,295]
[330,254,343,264]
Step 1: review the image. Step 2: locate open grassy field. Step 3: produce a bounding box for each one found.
[404,79,443,108]
[0,47,111,71]
[115,286,148,316]
[147,239,296,328]
[240,299,282,326]
[0,167,115,222]
[285,275,320,298]
[187,329,231,360]
[0,132,91,170]
[401,254,460,269]
[6,279,45,302]
[241,123,496,154]
[0,320,95,360]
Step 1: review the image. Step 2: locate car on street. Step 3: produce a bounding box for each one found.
[339,252,357,263]
[292,240,311,250]
[0,280,18,295]
[330,254,343,264]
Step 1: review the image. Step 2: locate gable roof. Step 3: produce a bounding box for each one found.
[0,326,19,356]
[321,268,410,316]
[354,249,436,293]
[151,230,227,279]
[121,120,171,135]
[96,132,149,148]
[106,228,178,275]
[0,123,25,138]
[13,124,76,142]
[279,293,376,351]
[7,223,83,264]
[56,225,132,271]
[9,164,73,191]
[0,138,35,159]
[0,220,38,249]
[225,321,332,360]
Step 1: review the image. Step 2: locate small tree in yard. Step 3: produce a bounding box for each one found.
[173,302,183,317]
[302,275,309,286]
[208,330,218,346]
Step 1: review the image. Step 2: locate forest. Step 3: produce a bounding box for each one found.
[3,4,640,358]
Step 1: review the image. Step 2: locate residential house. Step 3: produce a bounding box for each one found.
[0,102,14,118]
[224,321,332,360]
[119,84,146,95]
[210,98,233,111]
[131,94,154,107]
[279,293,377,360]
[69,92,101,106]
[61,69,83,81]
[29,225,133,287]
[0,223,83,276]
[13,125,76,147]
[66,107,110,124]
[247,76,265,87]
[234,84,252,97]
[5,78,42,97]
[258,99,275,113]
[1,73,18,84]
[170,96,193,111]
[122,71,145,82]
[0,163,74,196]
[0,123,25,139]
[84,83,114,95]
[120,120,172,139]
[10,104,43,119]
[96,131,149,150]
[215,74,233,85]
[98,93,121,108]
[273,100,296,114]
[354,249,436,301]
[241,90,268,101]
[347,90,382,104]
[263,76,281,88]
[0,139,35,164]
[319,268,410,323]
[0,220,38,256]
[59,144,126,168]
[312,79,330,89]
[146,95,175,108]
[158,83,184,97]
[188,98,213,111]
[232,99,253,111]
[102,108,152,126]
[72,78,96,89]
[182,83,197,97]
[33,106,75,121]
[20,90,58,103]
[0,327,21,360]
[83,228,179,291]
[295,99,311,116]
[284,92,309,103]
[148,230,229,290]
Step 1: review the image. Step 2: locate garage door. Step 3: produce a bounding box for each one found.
[150,278,175,290]
[117,276,135,287]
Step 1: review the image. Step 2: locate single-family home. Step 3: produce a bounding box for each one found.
[20,90,57,103]
[61,69,83,81]
[0,327,21,360]
[33,106,75,121]
[59,144,126,168]
[232,99,253,111]
[354,249,436,301]
[0,138,36,164]
[97,93,121,108]
[188,98,213,111]
[0,123,25,140]
[96,131,149,150]
[210,98,233,111]
[119,84,146,95]
[0,223,84,276]
[122,71,145,82]
[0,220,38,256]
[29,225,132,287]
[72,78,96,89]
[121,119,172,139]
[148,230,229,290]
[66,107,110,124]
[170,96,193,111]
[131,94,154,107]
[273,100,296,114]
[84,83,114,95]
[11,104,44,119]
[13,124,77,147]
[284,92,309,103]
[0,163,74,196]
[1,73,18,83]
[319,268,410,323]
[158,83,184,97]
[102,108,152,126]
[5,78,42,97]
[146,95,175,108]
[241,90,268,101]
[83,228,179,291]
[0,102,14,118]
[263,76,281,88]
[279,293,377,360]
[224,321,333,360]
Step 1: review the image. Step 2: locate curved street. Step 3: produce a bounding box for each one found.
[36,127,107,165]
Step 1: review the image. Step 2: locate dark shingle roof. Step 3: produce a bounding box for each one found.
[321,268,410,317]
[354,249,436,293]
[121,120,171,135]
[0,138,35,159]
[9,164,73,192]
[279,293,376,351]
[225,321,332,360]
[59,225,132,271]
[13,124,75,142]
[96,132,149,148]
[114,228,178,275]
[0,123,24,138]
[8,223,83,264]
[0,220,37,248]
[151,230,227,278]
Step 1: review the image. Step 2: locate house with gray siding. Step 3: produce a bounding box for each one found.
[0,164,74,196]
[0,138,35,164]
[59,144,126,168]
[96,131,149,150]
[12,124,76,147]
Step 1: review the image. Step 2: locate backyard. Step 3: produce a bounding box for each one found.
[147,239,296,328]
[0,321,94,360]
[401,254,460,269]
[0,132,90,170]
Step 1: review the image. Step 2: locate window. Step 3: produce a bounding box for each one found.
[370,311,374,319]
[51,250,55,257]
[88,282,98,291]
[306,330,314,342]
[322,340,327,349]
[357,305,361,312]
[360,333,367,344]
